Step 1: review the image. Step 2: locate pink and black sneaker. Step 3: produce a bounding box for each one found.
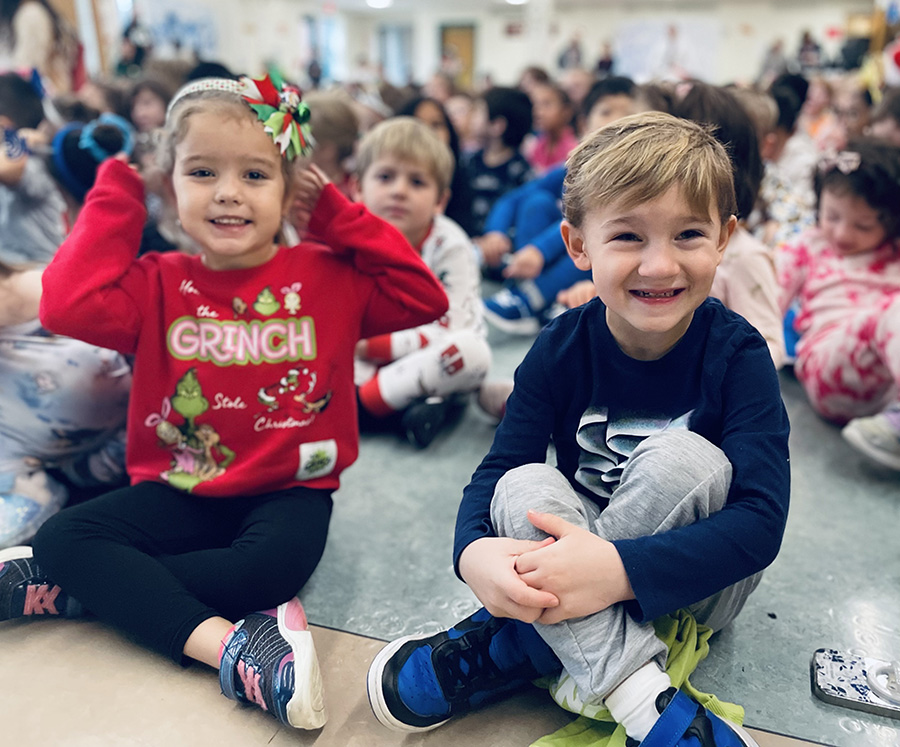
[219,597,327,729]
[0,546,82,620]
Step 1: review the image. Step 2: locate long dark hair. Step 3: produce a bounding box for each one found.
[396,95,477,235]
[673,82,763,221]
[0,0,65,44]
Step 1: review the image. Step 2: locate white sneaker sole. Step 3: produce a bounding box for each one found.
[482,305,541,336]
[278,602,327,729]
[367,634,449,733]
[842,422,900,470]
[724,718,760,747]
[0,546,34,563]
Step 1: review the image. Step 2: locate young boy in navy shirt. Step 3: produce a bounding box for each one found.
[367,112,790,747]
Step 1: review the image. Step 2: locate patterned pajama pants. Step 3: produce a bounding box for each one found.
[794,297,900,423]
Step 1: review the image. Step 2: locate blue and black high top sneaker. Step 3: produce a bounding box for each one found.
[367,606,561,731]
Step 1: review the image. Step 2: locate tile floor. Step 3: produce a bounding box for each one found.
[2,324,898,746]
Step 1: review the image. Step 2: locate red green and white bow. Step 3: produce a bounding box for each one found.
[240,72,314,160]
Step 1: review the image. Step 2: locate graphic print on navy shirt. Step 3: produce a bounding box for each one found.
[574,406,693,498]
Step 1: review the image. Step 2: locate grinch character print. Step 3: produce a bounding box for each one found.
[146,368,236,492]
[257,366,332,417]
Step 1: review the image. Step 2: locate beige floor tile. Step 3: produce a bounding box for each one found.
[0,618,828,746]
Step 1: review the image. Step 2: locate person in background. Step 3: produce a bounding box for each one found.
[398,95,477,236]
[481,77,647,334]
[524,81,577,175]
[752,77,818,250]
[0,0,80,94]
[0,113,136,549]
[463,86,533,237]
[129,77,173,135]
[354,117,490,448]
[830,77,872,150]
[675,82,785,369]
[0,71,65,265]
[798,75,840,149]
[517,65,552,97]
[445,91,478,154]
[777,138,900,471]
[305,89,360,199]
[867,87,900,146]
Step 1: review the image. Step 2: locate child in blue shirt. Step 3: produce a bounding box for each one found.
[367,112,790,747]
[479,77,645,334]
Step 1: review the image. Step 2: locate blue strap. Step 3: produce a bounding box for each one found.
[640,689,697,747]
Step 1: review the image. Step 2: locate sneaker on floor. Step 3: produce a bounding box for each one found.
[0,545,82,620]
[483,286,542,335]
[842,410,900,470]
[401,394,468,449]
[476,380,514,422]
[219,597,326,729]
[367,607,560,732]
[626,688,758,747]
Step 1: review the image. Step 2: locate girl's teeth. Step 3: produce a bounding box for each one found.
[214,218,246,225]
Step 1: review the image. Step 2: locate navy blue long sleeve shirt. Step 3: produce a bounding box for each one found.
[453,297,790,623]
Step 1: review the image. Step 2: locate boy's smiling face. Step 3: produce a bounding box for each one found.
[563,185,735,360]
[357,155,448,248]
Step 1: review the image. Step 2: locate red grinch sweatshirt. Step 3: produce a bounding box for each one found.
[40,159,448,497]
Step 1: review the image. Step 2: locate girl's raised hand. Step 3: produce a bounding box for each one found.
[290,163,330,234]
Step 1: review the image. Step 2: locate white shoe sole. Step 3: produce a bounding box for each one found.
[0,546,34,563]
[367,634,449,733]
[278,602,327,729]
[724,718,760,747]
[482,306,541,336]
[842,422,900,470]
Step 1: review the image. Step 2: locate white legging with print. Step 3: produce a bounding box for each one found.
[356,329,491,414]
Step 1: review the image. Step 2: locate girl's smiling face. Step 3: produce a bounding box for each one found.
[818,188,887,257]
[171,109,288,270]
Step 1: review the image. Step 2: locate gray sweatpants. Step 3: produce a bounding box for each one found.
[490,429,761,703]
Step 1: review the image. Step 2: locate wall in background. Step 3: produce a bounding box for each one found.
[107,0,874,87]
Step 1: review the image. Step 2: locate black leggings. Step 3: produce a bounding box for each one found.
[32,481,333,664]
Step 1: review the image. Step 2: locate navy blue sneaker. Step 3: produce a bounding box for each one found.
[400,393,469,449]
[627,688,759,746]
[483,286,542,335]
[0,546,82,620]
[219,598,326,729]
[367,607,561,732]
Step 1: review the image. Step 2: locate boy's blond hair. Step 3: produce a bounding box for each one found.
[563,111,737,228]
[356,116,455,196]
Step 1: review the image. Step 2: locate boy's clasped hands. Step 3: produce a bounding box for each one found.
[459,508,634,625]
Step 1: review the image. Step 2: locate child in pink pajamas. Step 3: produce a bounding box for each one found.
[777,138,900,469]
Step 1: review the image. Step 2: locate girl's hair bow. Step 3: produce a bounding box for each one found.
[239,72,315,161]
[818,149,862,175]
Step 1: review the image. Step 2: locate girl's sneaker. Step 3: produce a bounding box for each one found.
[0,545,82,620]
[219,597,326,730]
[627,687,758,746]
[842,408,900,471]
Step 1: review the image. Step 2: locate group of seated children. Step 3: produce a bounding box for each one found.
[0,56,898,747]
